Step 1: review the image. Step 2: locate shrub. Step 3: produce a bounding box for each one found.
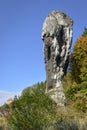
[54,118,79,130]
[8,82,56,130]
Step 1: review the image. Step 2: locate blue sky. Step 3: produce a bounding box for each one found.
[0,0,87,94]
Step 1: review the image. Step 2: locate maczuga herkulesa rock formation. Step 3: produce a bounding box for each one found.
[42,11,73,106]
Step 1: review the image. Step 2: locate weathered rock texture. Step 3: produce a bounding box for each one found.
[42,11,73,106]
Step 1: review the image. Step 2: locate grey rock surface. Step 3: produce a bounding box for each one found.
[42,11,73,106]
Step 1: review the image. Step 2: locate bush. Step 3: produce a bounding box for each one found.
[54,118,79,130]
[74,100,87,112]
[8,82,57,130]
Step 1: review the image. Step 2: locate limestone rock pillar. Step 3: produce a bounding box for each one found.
[42,11,73,106]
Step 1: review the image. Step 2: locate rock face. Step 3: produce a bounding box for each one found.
[42,11,73,106]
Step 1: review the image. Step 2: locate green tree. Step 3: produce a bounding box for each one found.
[8,82,56,130]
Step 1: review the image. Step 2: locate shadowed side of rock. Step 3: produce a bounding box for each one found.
[42,11,73,106]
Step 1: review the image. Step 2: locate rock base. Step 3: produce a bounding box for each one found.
[46,87,66,106]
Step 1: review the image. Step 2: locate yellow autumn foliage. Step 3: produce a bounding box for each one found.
[71,36,87,83]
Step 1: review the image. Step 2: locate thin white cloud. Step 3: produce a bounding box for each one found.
[0,90,21,106]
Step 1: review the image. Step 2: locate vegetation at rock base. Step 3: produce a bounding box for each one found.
[0,28,87,130]
[8,82,57,130]
[1,81,87,130]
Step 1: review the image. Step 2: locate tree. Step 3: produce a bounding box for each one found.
[68,28,87,112]
[8,82,56,130]
[80,57,87,82]
[71,36,87,83]
[82,27,87,36]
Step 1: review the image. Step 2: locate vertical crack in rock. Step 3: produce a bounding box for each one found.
[42,11,73,106]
